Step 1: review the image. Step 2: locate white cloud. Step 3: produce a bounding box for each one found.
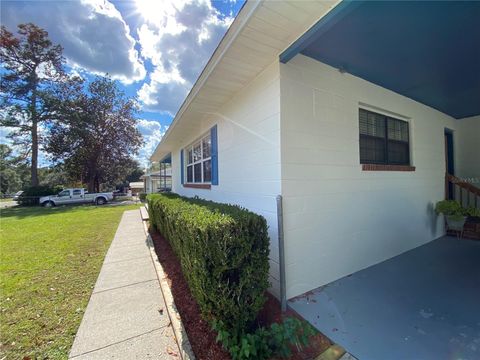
[136,119,169,166]
[1,0,146,84]
[0,126,15,147]
[136,0,232,115]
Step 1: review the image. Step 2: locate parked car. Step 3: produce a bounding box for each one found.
[13,191,24,201]
[39,188,114,207]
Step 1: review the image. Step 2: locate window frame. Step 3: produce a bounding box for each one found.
[184,132,212,185]
[359,108,411,166]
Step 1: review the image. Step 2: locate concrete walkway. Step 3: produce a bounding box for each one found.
[69,210,181,359]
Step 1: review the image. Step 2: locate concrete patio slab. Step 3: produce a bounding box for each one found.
[69,210,182,359]
[289,236,480,360]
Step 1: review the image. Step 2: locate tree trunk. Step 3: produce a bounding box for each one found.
[87,160,97,193]
[87,177,95,193]
[30,86,39,187]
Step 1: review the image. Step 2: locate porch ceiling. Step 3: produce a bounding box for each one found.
[280,1,480,119]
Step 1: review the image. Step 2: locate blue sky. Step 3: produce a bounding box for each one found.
[0,0,244,166]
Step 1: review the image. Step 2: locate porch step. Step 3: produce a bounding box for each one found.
[139,206,149,221]
[315,344,358,360]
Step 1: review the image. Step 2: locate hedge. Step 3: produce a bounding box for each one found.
[17,185,63,206]
[147,193,270,337]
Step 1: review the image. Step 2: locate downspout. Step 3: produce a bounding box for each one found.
[276,195,287,312]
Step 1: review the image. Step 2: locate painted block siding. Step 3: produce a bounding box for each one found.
[279,55,463,299]
[169,61,283,297]
[162,54,477,301]
[455,115,480,186]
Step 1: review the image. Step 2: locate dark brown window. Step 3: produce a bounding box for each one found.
[359,109,410,165]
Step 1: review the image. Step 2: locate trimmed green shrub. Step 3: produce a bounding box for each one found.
[147,193,270,338]
[435,200,480,220]
[213,317,317,360]
[138,192,147,202]
[18,185,63,206]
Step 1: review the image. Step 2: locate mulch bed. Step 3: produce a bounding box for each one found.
[149,228,229,359]
[149,227,332,360]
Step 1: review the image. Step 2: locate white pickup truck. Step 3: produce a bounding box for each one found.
[40,188,114,207]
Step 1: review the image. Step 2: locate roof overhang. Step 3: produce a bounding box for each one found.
[280,1,480,119]
[158,153,171,164]
[151,0,341,161]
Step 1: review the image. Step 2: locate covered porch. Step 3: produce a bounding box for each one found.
[281,1,480,358]
[289,236,480,359]
[142,154,172,194]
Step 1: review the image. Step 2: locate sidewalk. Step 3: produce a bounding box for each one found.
[69,209,181,359]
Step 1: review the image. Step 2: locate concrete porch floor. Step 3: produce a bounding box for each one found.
[289,236,480,360]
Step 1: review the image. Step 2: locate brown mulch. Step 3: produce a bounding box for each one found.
[149,228,230,360]
[149,227,332,360]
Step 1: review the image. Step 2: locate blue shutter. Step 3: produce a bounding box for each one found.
[180,149,184,185]
[211,125,218,185]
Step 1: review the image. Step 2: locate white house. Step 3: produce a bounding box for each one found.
[150,0,480,301]
[141,158,172,194]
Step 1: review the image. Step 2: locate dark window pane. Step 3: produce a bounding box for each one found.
[359,109,385,138]
[194,163,202,183]
[187,165,193,183]
[203,159,211,182]
[360,135,386,164]
[388,140,409,165]
[202,136,211,159]
[387,118,409,142]
[359,109,410,165]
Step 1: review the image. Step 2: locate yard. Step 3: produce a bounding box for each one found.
[0,203,140,359]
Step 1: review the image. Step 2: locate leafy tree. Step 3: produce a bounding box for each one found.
[0,144,29,194]
[46,76,143,192]
[38,165,71,188]
[125,160,145,183]
[0,23,66,186]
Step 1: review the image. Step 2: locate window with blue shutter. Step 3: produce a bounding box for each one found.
[181,125,217,186]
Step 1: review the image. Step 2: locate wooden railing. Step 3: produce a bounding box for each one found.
[445,173,480,208]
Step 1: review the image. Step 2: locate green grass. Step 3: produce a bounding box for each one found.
[0,198,13,202]
[0,204,141,359]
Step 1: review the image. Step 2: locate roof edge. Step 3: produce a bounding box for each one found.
[150,0,262,161]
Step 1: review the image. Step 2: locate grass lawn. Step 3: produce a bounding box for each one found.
[0,204,141,359]
[0,198,13,202]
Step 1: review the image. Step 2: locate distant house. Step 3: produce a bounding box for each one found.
[141,158,172,193]
[128,182,144,195]
[150,0,480,302]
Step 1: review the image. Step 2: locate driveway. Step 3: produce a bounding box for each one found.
[0,200,17,208]
[289,236,480,360]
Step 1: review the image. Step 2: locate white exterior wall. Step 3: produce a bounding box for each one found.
[169,61,282,297]
[280,55,459,299]
[455,115,480,186]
